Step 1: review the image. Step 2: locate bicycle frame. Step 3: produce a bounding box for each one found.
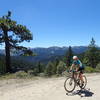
[70,71,80,80]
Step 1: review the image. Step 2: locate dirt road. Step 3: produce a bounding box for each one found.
[0,74,100,100]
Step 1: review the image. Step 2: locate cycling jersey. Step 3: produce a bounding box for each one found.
[72,60,84,68]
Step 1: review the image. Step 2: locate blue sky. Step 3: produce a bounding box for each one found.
[0,0,100,48]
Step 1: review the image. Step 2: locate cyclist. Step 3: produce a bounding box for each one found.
[70,56,85,86]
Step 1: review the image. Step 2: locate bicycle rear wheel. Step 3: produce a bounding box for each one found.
[64,77,76,93]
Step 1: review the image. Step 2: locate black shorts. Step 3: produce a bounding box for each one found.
[77,67,84,74]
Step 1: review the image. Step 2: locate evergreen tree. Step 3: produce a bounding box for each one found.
[0,11,33,73]
[66,46,73,67]
[83,38,100,68]
[56,61,66,75]
[89,38,96,47]
[45,61,54,76]
[52,58,59,74]
[22,49,36,56]
[36,62,45,73]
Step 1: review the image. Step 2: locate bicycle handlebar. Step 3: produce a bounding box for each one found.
[66,70,78,73]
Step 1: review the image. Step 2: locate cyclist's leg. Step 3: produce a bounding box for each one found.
[79,68,84,83]
[74,73,78,80]
[74,68,79,79]
[79,73,84,83]
[74,67,80,80]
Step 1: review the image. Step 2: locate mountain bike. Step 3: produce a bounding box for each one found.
[64,70,87,93]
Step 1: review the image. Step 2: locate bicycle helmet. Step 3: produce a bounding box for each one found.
[73,56,78,60]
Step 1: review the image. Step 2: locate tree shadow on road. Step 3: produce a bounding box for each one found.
[66,88,94,97]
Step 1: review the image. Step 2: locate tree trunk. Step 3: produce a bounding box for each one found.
[4,30,11,73]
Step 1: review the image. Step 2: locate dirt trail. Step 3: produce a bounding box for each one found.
[0,74,100,100]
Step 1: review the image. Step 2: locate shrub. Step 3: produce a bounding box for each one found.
[32,68,39,76]
[38,73,45,77]
[96,63,100,70]
[44,61,54,76]
[56,61,66,75]
[15,71,29,78]
[27,70,34,75]
[85,66,95,73]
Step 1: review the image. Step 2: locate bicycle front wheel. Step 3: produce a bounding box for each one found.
[64,77,76,93]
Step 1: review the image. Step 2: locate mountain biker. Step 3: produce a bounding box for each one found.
[70,56,85,86]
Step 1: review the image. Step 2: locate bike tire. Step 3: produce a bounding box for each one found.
[64,77,76,93]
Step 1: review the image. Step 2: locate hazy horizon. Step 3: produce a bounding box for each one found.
[1,44,100,50]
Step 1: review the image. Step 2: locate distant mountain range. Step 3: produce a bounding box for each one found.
[32,46,88,55]
[0,46,88,55]
[0,46,99,63]
[29,46,89,62]
[0,46,88,62]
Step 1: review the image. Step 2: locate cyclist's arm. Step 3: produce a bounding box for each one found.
[76,65,80,71]
[70,64,75,71]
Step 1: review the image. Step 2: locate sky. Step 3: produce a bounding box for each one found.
[0,0,100,48]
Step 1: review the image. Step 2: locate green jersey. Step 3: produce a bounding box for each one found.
[72,60,83,68]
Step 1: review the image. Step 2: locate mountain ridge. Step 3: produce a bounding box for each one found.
[0,46,100,63]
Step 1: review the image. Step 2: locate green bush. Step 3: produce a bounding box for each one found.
[56,61,66,75]
[28,69,40,76]
[85,66,96,73]
[38,73,45,77]
[45,61,54,76]
[96,63,100,70]
[27,70,35,76]
[15,71,29,78]
[32,68,39,76]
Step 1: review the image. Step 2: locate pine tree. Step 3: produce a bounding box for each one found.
[56,61,66,75]
[66,46,73,67]
[52,58,59,74]
[83,38,100,68]
[36,62,45,73]
[45,61,54,76]
[0,11,33,73]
